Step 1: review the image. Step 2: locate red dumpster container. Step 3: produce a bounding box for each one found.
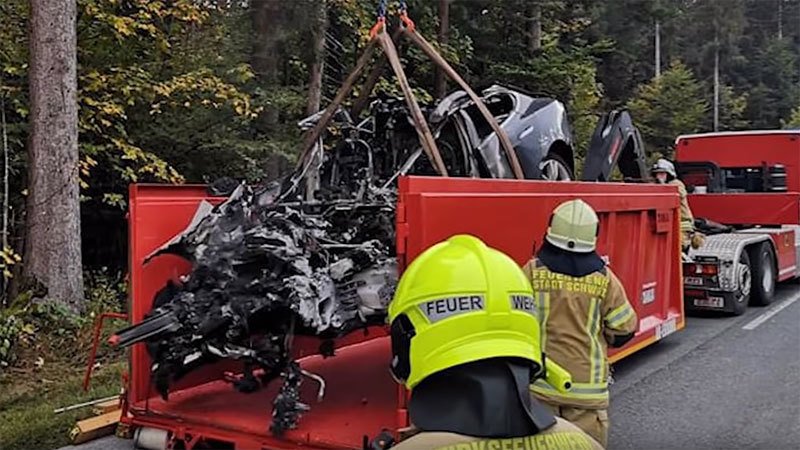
[122,176,683,449]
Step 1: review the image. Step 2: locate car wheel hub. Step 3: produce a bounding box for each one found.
[540,159,571,181]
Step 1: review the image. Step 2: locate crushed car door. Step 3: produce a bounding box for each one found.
[581,110,648,182]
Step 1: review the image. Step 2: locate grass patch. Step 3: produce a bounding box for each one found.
[0,357,125,450]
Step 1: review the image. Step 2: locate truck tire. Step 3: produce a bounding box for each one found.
[748,242,776,306]
[731,250,751,316]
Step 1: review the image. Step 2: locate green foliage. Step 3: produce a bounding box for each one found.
[782,106,800,129]
[717,85,749,131]
[739,38,800,129]
[0,269,125,369]
[0,311,33,368]
[627,61,709,157]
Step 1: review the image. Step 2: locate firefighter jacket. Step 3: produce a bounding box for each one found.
[671,179,695,232]
[522,260,638,410]
[390,417,604,450]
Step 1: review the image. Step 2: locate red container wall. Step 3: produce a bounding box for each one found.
[128,184,228,405]
[396,176,684,361]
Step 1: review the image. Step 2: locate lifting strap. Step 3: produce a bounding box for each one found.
[402,29,524,180]
[296,1,524,180]
[376,31,448,177]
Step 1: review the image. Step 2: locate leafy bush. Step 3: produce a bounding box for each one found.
[0,269,126,370]
[0,311,34,368]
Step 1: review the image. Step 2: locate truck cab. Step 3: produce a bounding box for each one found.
[675,130,800,315]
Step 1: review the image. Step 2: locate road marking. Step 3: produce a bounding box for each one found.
[742,292,800,330]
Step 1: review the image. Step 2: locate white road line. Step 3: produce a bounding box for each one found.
[742,292,800,330]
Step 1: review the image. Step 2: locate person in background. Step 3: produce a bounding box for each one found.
[523,199,638,448]
[651,158,698,252]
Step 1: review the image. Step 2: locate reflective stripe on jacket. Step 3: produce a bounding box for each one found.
[522,261,637,409]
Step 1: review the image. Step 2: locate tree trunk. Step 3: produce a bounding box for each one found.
[306,0,328,115]
[434,0,450,99]
[527,1,542,55]
[655,20,661,77]
[251,0,286,129]
[713,44,720,132]
[25,0,84,311]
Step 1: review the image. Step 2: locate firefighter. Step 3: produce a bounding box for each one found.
[651,158,696,251]
[387,234,603,450]
[523,199,638,448]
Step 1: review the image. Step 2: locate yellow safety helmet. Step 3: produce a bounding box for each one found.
[545,199,599,253]
[388,234,542,390]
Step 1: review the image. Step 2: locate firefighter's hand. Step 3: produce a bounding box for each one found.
[691,232,706,249]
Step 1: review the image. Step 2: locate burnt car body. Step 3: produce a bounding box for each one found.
[298,84,580,203]
[428,84,575,181]
[581,109,649,182]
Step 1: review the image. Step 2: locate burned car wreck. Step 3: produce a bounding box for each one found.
[114,179,397,434]
[113,84,646,434]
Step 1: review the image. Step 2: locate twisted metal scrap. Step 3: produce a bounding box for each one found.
[116,182,397,432]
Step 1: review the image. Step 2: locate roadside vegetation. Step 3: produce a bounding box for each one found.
[0,271,126,450]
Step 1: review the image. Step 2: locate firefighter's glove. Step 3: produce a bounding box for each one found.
[691,232,706,249]
[604,330,634,348]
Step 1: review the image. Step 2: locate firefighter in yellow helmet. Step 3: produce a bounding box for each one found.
[523,200,638,448]
[651,158,696,252]
[387,234,603,450]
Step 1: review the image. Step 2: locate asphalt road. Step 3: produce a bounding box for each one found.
[60,286,800,450]
[609,284,800,450]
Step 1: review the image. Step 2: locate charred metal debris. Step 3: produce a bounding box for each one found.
[114,84,631,433]
[114,164,397,433]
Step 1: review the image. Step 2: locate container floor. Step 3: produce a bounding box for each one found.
[129,337,399,449]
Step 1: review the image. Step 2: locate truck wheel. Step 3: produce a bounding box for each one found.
[731,250,751,316]
[748,242,776,306]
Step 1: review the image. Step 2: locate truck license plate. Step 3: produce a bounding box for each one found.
[694,296,724,308]
[656,317,677,340]
[684,276,704,286]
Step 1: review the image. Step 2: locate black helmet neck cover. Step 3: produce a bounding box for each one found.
[537,240,606,278]
[408,358,556,438]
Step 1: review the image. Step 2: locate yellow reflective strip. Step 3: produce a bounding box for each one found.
[605,303,634,328]
[588,298,603,385]
[531,383,610,401]
[533,379,608,393]
[541,292,550,350]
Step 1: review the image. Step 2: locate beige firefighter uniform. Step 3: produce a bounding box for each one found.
[670,179,695,250]
[522,260,638,448]
[391,417,604,450]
